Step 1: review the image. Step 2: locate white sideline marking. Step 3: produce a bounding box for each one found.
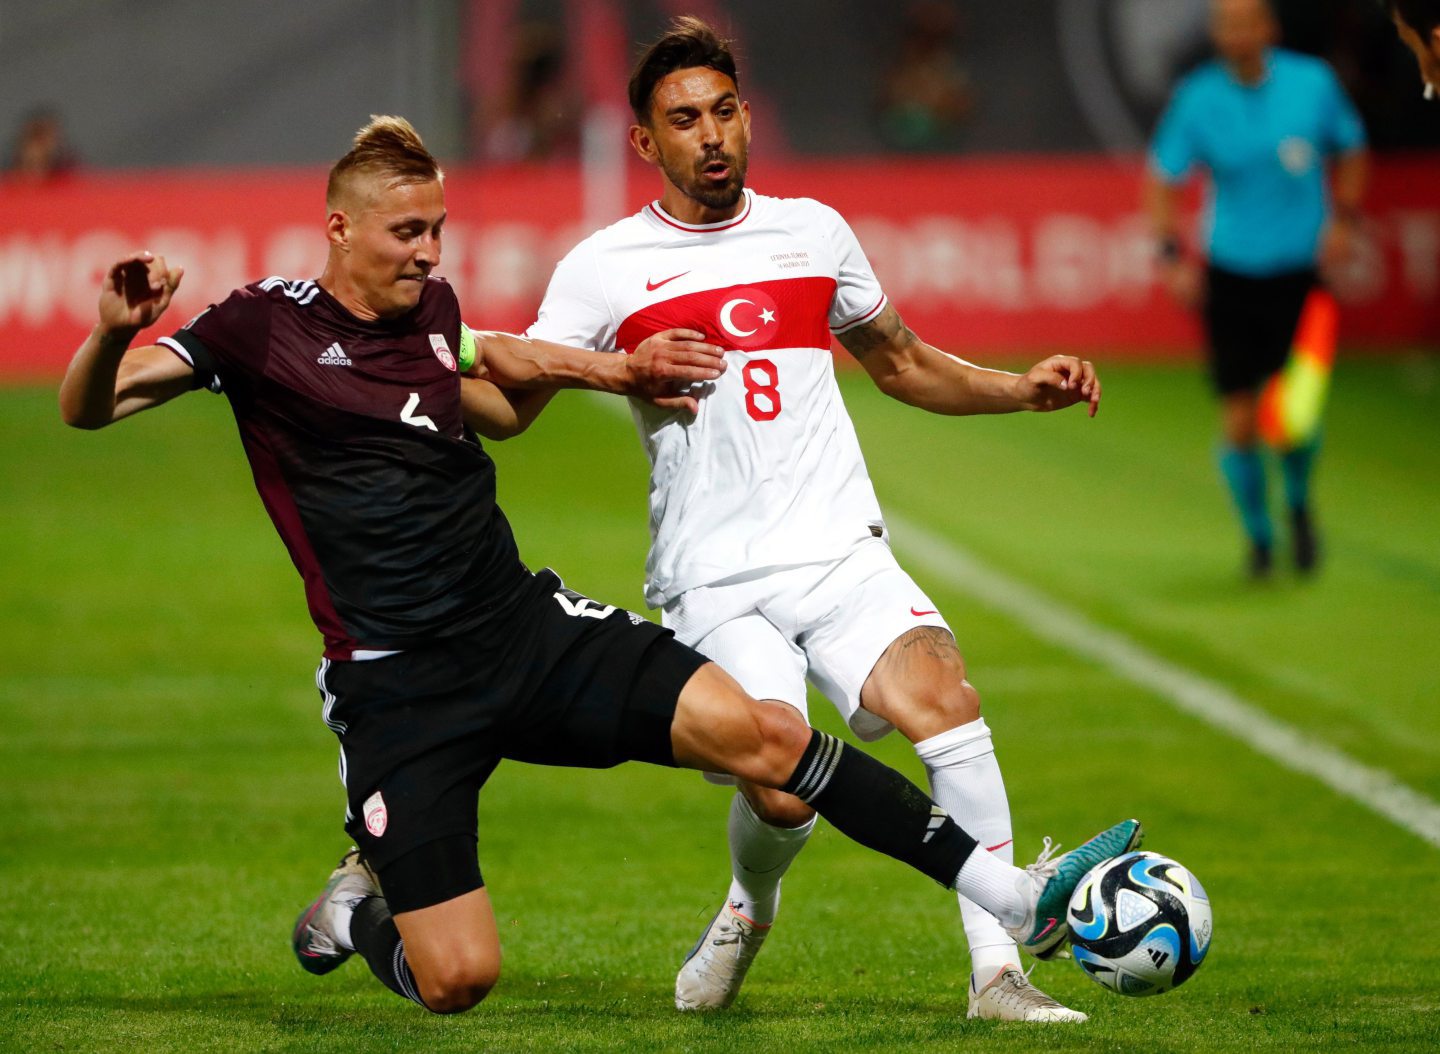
[888,513,1440,850]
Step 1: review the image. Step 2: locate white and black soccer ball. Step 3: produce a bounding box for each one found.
[1066,851,1212,996]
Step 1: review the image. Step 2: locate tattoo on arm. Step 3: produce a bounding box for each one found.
[838,304,916,361]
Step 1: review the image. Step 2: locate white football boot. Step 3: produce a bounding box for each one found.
[967,966,1088,1022]
[675,901,772,1010]
[291,847,381,975]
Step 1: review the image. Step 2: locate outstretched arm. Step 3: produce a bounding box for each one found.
[838,303,1101,417]
[59,252,191,429]
[459,373,558,440]
[474,329,726,413]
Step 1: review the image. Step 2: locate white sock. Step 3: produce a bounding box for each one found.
[724,792,815,925]
[915,718,1021,977]
[331,895,362,952]
[954,847,1028,930]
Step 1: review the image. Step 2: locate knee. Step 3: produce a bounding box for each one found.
[944,679,983,726]
[736,700,813,789]
[417,954,501,1014]
[889,677,983,742]
[744,783,817,828]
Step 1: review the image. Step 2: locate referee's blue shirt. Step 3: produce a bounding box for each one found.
[1150,48,1366,277]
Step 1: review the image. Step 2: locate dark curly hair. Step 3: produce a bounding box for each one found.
[627,16,739,125]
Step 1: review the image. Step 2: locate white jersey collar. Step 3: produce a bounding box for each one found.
[645,189,754,233]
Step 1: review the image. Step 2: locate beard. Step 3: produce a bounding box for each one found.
[660,144,748,211]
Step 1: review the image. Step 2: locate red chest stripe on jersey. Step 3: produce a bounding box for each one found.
[617,276,837,354]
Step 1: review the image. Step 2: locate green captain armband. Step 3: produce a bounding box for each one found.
[458,323,477,372]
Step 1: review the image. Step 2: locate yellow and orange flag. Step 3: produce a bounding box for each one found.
[1257,289,1339,451]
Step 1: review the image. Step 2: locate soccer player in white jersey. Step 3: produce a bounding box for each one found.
[470,18,1105,1022]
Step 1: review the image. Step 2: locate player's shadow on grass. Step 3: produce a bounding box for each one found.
[63,986,992,1051]
[1142,566,1312,600]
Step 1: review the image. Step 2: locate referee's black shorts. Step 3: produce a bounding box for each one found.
[315,569,708,911]
[1203,265,1317,395]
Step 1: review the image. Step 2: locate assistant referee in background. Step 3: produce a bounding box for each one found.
[1146,0,1369,578]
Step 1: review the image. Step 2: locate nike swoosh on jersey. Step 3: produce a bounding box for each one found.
[910,607,939,616]
[646,271,690,291]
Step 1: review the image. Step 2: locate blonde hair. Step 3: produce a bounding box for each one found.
[326,115,442,208]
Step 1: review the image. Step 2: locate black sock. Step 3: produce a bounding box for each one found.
[351,896,428,1010]
[781,730,977,888]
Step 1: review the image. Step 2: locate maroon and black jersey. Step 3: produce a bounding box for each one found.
[159,276,534,658]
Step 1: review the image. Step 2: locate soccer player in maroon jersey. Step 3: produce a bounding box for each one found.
[59,116,1138,1016]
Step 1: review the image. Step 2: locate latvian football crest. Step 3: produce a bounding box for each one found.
[429,333,457,371]
[363,790,388,837]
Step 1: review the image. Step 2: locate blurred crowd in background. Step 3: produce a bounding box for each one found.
[4,0,1436,181]
[456,0,1435,157]
[5,108,77,184]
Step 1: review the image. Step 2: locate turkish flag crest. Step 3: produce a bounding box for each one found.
[714,287,779,351]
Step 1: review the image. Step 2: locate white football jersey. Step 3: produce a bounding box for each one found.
[527,189,889,608]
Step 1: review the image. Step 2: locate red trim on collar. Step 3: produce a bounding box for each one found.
[646,191,753,233]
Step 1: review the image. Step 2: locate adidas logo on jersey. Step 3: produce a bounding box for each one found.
[317,342,352,367]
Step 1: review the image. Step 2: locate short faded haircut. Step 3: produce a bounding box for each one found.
[326,115,442,209]
[627,16,739,125]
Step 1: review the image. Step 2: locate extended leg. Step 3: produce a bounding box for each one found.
[669,661,1140,954]
[861,626,1084,1021]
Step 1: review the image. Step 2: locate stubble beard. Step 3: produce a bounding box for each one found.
[662,147,748,212]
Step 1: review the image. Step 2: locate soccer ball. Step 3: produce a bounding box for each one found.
[1066,851,1212,996]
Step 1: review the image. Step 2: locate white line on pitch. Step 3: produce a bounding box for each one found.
[887,513,1440,850]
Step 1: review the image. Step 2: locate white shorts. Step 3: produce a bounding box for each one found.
[662,538,951,759]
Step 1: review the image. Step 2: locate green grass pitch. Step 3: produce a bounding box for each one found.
[2,359,1439,1052]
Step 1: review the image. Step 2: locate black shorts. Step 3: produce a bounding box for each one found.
[1203,266,1317,395]
[316,569,708,908]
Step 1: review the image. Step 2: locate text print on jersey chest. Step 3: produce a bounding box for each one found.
[616,276,837,355]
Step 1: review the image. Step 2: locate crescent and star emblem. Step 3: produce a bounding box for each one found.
[719,298,777,339]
